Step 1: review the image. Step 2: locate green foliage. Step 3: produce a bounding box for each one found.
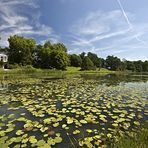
[50,51,70,70]
[70,54,82,67]
[117,62,127,71]
[99,58,106,68]
[112,124,148,148]
[134,61,143,72]
[79,52,86,60]
[105,56,122,71]
[9,64,20,69]
[81,56,96,70]
[8,35,36,65]
[0,47,8,53]
[52,43,67,52]
[9,65,40,73]
[87,52,101,68]
[126,61,136,72]
[35,44,51,68]
[126,60,148,72]
[43,41,52,49]
[142,61,148,72]
[34,42,69,70]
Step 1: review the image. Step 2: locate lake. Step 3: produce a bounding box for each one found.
[0,73,147,148]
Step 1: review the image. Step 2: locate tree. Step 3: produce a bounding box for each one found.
[105,55,122,71]
[34,44,51,68]
[126,61,136,72]
[52,43,67,52]
[44,41,52,49]
[100,58,106,68]
[49,51,69,70]
[142,61,148,72]
[70,54,82,67]
[135,64,143,72]
[134,61,143,72]
[49,42,69,70]
[87,52,101,69]
[8,35,36,65]
[118,61,127,71]
[79,52,86,60]
[81,56,96,70]
[0,47,9,53]
[34,41,69,70]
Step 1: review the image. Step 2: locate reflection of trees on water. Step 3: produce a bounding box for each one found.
[0,82,8,90]
[81,73,148,86]
[0,76,9,90]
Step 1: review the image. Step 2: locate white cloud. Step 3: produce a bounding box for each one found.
[71,10,127,36]
[70,10,130,47]
[0,0,39,8]
[68,9,148,60]
[0,0,59,47]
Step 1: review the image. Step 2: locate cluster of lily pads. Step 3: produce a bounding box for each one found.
[0,77,147,148]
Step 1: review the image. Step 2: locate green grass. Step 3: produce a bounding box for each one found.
[0,66,115,76]
[111,123,148,148]
[0,66,65,79]
[66,67,115,74]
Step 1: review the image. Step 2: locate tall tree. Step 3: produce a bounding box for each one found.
[100,58,106,68]
[34,44,51,68]
[50,42,69,69]
[70,54,82,67]
[49,51,69,70]
[44,41,52,49]
[81,56,96,70]
[87,52,101,69]
[8,35,36,65]
[52,43,67,52]
[134,61,143,72]
[126,61,136,72]
[105,55,121,70]
[142,61,148,72]
[35,41,70,70]
[79,52,86,60]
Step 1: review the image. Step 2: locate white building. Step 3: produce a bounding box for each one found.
[0,53,8,62]
[0,53,8,68]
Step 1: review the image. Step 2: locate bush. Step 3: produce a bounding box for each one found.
[9,63,21,69]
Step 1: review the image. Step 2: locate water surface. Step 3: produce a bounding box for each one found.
[0,73,147,147]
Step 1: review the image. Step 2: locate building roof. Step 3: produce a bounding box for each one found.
[0,53,7,57]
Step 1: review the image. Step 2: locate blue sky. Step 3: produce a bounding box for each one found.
[0,0,148,60]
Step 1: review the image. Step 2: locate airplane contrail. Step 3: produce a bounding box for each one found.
[116,0,132,29]
[116,0,145,44]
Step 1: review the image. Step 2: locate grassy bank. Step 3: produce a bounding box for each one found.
[111,122,148,148]
[0,66,115,77]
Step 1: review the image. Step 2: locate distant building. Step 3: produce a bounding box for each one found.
[0,53,8,68]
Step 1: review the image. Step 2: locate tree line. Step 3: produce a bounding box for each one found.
[0,35,148,72]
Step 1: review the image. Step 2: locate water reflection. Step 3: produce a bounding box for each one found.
[81,73,148,86]
[0,82,8,90]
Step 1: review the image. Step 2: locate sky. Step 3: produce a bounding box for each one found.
[0,0,148,61]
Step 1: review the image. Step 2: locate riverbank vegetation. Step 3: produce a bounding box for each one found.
[0,35,148,72]
[0,65,114,77]
[111,122,148,148]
